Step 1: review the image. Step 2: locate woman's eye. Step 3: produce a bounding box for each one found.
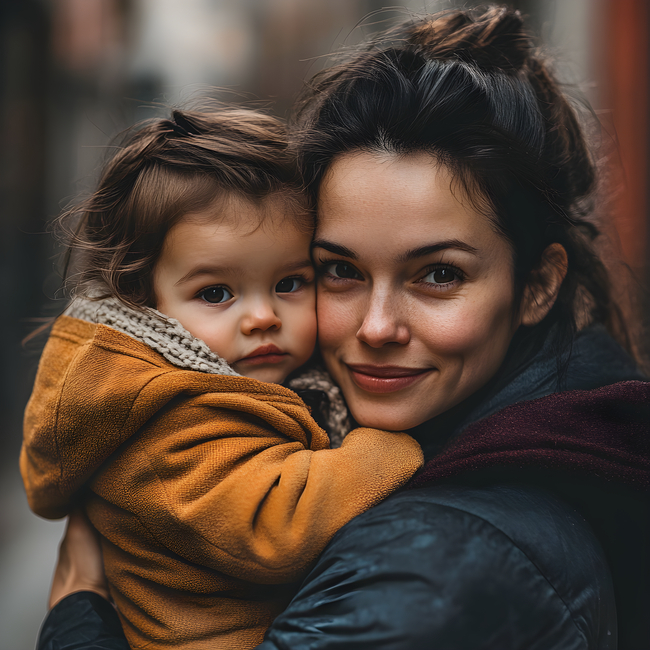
[199,286,232,303]
[275,277,303,293]
[324,263,361,280]
[421,267,458,285]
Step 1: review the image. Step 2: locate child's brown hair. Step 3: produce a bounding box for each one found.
[58,107,309,308]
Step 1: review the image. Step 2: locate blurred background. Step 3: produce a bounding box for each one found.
[1,1,648,648]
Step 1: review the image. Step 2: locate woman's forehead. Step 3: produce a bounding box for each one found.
[316,151,503,255]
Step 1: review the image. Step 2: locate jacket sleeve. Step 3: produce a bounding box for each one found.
[38,592,129,650]
[90,386,423,584]
[256,486,616,649]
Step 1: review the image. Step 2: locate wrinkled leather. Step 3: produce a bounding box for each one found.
[258,484,617,649]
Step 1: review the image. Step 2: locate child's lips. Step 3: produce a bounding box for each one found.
[238,345,287,365]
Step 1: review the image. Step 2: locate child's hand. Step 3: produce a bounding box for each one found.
[49,509,111,608]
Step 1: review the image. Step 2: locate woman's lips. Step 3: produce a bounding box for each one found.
[238,344,287,365]
[346,364,433,394]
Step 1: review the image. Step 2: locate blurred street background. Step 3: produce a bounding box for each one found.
[1,1,648,648]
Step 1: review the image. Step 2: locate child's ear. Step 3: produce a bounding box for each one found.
[519,242,568,327]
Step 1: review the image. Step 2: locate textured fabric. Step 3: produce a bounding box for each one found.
[39,592,129,650]
[287,367,352,448]
[66,297,239,376]
[410,380,650,488]
[31,325,648,650]
[21,315,423,650]
[43,481,617,650]
[34,384,648,649]
[258,484,618,650]
[67,297,353,443]
[254,380,649,649]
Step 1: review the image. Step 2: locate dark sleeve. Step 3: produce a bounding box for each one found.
[258,486,616,650]
[38,592,129,650]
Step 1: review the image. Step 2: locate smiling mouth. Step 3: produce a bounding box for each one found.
[238,344,288,365]
[346,364,433,394]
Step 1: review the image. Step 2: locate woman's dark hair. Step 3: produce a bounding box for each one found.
[291,5,631,369]
[59,106,309,308]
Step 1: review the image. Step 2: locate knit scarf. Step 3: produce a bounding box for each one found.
[409,379,650,489]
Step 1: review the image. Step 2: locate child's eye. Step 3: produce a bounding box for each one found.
[199,286,233,303]
[275,277,303,293]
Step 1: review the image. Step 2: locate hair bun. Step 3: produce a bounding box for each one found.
[409,6,531,72]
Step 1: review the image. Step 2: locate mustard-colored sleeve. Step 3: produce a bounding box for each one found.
[93,396,423,585]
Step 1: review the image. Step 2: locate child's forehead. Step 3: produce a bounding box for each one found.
[182,192,311,233]
[160,200,313,280]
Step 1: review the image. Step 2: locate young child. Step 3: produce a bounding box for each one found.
[21,108,423,650]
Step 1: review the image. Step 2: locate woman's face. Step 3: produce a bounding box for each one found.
[314,151,522,431]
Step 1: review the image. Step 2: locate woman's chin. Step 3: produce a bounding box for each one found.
[350,405,433,432]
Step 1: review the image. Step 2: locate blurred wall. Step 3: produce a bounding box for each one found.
[1,1,648,648]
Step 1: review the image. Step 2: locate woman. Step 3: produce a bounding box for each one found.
[37,6,649,649]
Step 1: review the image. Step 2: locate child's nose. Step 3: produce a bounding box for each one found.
[240,299,281,334]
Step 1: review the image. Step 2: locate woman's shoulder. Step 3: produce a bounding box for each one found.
[261,482,615,649]
[387,481,602,557]
[347,482,613,621]
[338,481,612,588]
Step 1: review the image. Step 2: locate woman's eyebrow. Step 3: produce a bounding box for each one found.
[311,240,357,259]
[398,240,478,263]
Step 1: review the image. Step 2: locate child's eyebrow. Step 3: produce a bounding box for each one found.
[280,259,314,273]
[174,259,313,286]
[175,266,231,286]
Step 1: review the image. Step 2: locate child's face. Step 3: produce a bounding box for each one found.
[153,197,316,383]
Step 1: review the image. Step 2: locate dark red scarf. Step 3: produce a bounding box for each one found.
[410,380,650,489]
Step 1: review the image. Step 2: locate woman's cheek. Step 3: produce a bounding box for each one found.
[413,295,487,357]
[417,292,514,366]
[295,310,318,361]
[462,301,516,377]
[419,316,474,356]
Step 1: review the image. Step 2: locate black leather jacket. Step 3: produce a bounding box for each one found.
[259,483,618,649]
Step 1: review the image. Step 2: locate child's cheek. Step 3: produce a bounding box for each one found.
[316,293,358,352]
[298,308,318,362]
[298,286,318,355]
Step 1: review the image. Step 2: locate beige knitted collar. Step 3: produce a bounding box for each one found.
[65,297,239,376]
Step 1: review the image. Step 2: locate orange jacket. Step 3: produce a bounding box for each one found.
[21,316,423,649]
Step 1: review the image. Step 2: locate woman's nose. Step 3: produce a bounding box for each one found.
[356,290,410,347]
[240,298,282,335]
